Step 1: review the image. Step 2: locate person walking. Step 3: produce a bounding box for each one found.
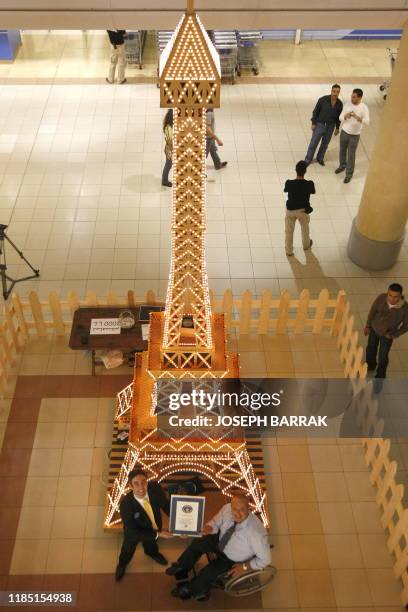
[106,30,127,84]
[335,88,369,183]
[304,84,343,166]
[162,109,173,187]
[364,283,408,382]
[115,469,170,581]
[284,161,315,257]
[206,110,227,170]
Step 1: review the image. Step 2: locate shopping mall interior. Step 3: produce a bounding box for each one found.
[0,1,407,610]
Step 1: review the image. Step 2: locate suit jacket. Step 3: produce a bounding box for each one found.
[120,481,170,543]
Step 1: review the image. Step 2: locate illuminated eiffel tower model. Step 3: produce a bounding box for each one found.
[105,0,268,529]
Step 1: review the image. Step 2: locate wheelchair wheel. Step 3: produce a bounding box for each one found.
[223,565,277,597]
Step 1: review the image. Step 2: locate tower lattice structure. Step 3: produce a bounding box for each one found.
[104,0,268,531]
[159,0,220,370]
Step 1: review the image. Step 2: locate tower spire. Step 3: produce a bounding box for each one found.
[159,2,221,369]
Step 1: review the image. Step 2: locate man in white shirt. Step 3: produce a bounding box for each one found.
[166,493,271,601]
[335,88,370,183]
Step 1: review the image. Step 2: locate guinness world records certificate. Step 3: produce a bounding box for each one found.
[169,495,206,536]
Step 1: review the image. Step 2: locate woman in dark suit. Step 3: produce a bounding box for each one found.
[116,468,170,581]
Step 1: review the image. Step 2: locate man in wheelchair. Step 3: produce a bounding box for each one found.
[166,493,271,601]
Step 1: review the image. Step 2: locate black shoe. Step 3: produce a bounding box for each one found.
[106,78,114,84]
[119,78,127,84]
[344,176,351,183]
[335,167,345,174]
[317,159,325,166]
[195,592,210,602]
[115,564,126,581]
[166,562,183,576]
[304,238,313,251]
[149,553,168,566]
[161,181,172,187]
[215,161,227,170]
[172,584,191,600]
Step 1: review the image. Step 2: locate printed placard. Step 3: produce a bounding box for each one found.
[90,318,121,335]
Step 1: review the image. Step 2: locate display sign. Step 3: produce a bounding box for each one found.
[90,318,121,335]
[169,495,205,536]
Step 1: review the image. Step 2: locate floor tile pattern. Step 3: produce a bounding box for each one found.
[0,333,405,610]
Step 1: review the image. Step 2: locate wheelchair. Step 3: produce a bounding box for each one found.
[215,563,276,597]
[207,544,276,598]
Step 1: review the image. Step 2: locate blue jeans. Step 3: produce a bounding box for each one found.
[366,330,393,378]
[305,122,335,163]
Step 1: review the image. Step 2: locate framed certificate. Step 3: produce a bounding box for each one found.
[169,495,206,536]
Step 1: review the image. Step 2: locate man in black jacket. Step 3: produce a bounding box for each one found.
[365,283,408,380]
[305,84,343,166]
[115,468,170,581]
[106,30,127,84]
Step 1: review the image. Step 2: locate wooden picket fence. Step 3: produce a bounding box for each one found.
[364,437,408,603]
[1,287,345,339]
[0,287,406,606]
[335,300,408,606]
[0,287,343,391]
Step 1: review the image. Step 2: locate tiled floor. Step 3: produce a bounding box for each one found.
[0,30,398,81]
[0,30,407,609]
[1,79,407,336]
[0,332,406,610]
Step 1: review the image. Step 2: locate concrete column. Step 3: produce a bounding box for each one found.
[347,22,408,270]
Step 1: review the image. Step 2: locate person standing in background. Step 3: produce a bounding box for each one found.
[106,30,127,84]
[335,88,369,183]
[364,283,408,381]
[206,110,227,170]
[284,161,315,257]
[304,84,343,166]
[162,110,173,187]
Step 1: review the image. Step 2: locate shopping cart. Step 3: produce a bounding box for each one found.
[379,47,398,100]
[213,30,238,84]
[237,30,262,76]
[124,30,147,69]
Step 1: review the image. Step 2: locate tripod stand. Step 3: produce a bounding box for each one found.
[0,224,40,300]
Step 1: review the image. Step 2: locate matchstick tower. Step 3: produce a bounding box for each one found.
[159,0,220,370]
[104,0,268,530]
